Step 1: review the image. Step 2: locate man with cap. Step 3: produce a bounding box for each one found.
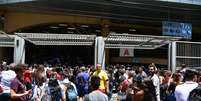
[93,64,109,94]
[76,66,90,101]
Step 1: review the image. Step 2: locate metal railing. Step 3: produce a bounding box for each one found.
[176,41,201,69]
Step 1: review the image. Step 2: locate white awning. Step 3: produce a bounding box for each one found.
[0,35,15,47]
[105,32,182,49]
[16,33,96,46]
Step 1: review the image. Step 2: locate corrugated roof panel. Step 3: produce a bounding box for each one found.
[105,32,181,49]
[0,35,15,47]
[16,33,96,46]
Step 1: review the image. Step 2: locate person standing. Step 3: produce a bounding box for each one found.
[93,64,109,94]
[10,64,32,101]
[0,63,16,100]
[148,64,160,101]
[135,66,147,81]
[175,69,198,101]
[84,75,108,101]
[76,66,90,101]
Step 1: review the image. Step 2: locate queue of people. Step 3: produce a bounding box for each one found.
[0,62,200,101]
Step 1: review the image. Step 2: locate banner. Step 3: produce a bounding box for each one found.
[162,21,192,39]
[119,48,134,57]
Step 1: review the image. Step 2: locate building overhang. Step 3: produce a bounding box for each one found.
[16,33,96,46]
[105,32,182,49]
[0,35,15,47]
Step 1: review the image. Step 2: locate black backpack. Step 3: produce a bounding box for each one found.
[189,85,201,101]
[78,75,85,86]
[65,82,77,101]
[48,79,62,101]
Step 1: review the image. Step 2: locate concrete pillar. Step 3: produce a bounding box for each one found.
[94,37,98,67]
[95,36,105,70]
[14,35,25,64]
[171,41,177,73]
[168,43,171,71]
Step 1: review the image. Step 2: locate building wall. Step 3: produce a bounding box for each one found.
[4,12,102,33]
[3,12,164,34]
[2,11,201,65]
[0,11,170,65]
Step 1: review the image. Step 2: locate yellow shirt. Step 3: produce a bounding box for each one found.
[93,70,108,90]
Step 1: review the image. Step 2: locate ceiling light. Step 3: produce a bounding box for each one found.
[129,29,136,31]
[67,27,76,30]
[80,25,89,28]
[50,26,59,29]
[95,30,101,32]
[58,24,68,27]
[67,31,74,34]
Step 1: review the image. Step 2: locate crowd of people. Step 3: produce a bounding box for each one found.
[0,62,200,101]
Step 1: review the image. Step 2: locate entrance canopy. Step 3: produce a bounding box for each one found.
[0,35,15,47]
[16,33,96,46]
[105,32,182,49]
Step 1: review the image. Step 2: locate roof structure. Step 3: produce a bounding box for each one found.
[0,35,15,47]
[105,32,182,49]
[16,33,96,46]
[1,0,201,26]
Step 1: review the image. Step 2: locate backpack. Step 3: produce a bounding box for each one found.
[188,85,201,101]
[78,75,85,86]
[41,81,51,101]
[66,82,77,101]
[48,79,62,101]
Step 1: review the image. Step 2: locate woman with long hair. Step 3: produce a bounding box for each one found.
[31,65,46,101]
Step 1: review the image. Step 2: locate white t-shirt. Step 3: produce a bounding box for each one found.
[151,74,160,101]
[175,81,198,101]
[84,90,108,101]
[0,70,16,93]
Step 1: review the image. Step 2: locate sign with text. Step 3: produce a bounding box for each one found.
[162,21,192,39]
[119,48,134,57]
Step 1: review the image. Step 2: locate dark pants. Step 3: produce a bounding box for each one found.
[0,93,11,101]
